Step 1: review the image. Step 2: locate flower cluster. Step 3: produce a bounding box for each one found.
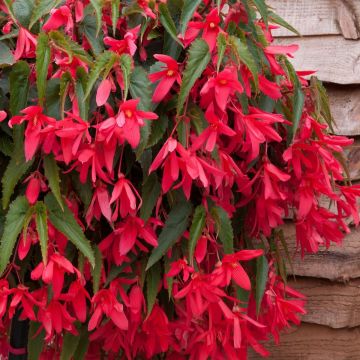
[0,0,358,358]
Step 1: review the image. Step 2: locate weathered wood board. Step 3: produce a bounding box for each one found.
[327,86,360,136]
[345,138,360,180]
[268,0,360,39]
[288,278,360,328]
[282,223,360,280]
[249,323,360,360]
[275,36,360,84]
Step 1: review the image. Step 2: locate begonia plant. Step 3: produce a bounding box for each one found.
[0,0,358,358]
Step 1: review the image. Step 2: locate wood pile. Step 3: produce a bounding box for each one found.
[251,0,360,358]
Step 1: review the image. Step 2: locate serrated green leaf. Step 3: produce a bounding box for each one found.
[89,0,103,37]
[0,42,15,66]
[119,54,132,100]
[92,245,102,294]
[188,205,206,264]
[216,32,227,72]
[268,11,300,37]
[147,113,169,148]
[49,30,92,65]
[146,201,192,270]
[177,39,211,115]
[13,0,34,28]
[111,0,120,35]
[9,60,30,116]
[180,0,202,35]
[211,205,234,254]
[36,32,51,106]
[159,3,183,47]
[35,201,48,264]
[253,0,268,24]
[140,173,161,221]
[255,254,268,314]
[146,261,161,316]
[45,78,61,118]
[0,196,30,275]
[28,322,45,360]
[60,332,80,360]
[29,0,62,29]
[45,193,95,267]
[84,51,117,99]
[43,153,64,210]
[228,35,259,90]
[75,67,89,121]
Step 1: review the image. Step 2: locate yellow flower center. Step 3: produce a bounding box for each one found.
[209,22,216,28]
[219,79,228,85]
[125,110,133,118]
[167,69,175,77]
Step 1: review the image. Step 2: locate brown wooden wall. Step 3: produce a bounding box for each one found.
[251,0,360,358]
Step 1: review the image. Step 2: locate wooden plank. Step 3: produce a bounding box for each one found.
[288,278,360,328]
[249,323,360,360]
[345,138,360,180]
[275,36,360,84]
[282,223,360,280]
[327,86,360,136]
[268,0,360,39]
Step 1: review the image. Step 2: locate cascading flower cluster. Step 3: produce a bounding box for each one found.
[0,0,358,358]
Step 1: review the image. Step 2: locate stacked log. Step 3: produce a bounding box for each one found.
[251,1,360,358]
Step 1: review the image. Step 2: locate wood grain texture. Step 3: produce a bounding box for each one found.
[345,138,360,180]
[327,86,360,135]
[249,323,360,360]
[288,278,360,328]
[275,36,360,84]
[268,0,360,39]
[282,223,360,280]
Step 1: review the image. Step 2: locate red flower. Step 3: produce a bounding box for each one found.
[166,258,194,282]
[149,54,181,103]
[104,26,140,56]
[42,6,73,32]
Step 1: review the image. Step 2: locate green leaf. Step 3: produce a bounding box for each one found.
[89,0,103,36]
[60,332,80,360]
[36,32,51,106]
[147,113,169,148]
[73,326,89,360]
[49,30,93,65]
[44,153,64,210]
[180,0,202,35]
[159,3,183,46]
[29,0,62,29]
[0,196,30,275]
[253,0,268,24]
[268,11,300,37]
[255,255,268,314]
[45,78,61,118]
[75,67,89,121]
[228,35,259,89]
[84,51,117,99]
[13,0,33,28]
[92,245,102,294]
[177,39,211,115]
[129,66,154,158]
[119,54,132,100]
[45,193,95,267]
[9,60,30,116]
[140,173,161,221]
[146,201,192,270]
[0,42,15,66]
[216,32,227,72]
[28,322,45,360]
[188,205,206,264]
[111,0,120,35]
[146,261,161,316]
[211,206,234,254]
[35,201,48,264]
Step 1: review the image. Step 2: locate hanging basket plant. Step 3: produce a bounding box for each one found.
[0,0,358,358]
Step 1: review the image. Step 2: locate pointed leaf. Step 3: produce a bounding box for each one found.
[9,60,30,116]
[111,0,120,35]
[180,0,202,35]
[268,11,300,36]
[211,205,234,254]
[217,32,227,72]
[159,3,183,46]
[0,42,15,66]
[255,254,268,314]
[146,261,161,316]
[35,201,48,264]
[146,201,192,270]
[188,205,206,264]
[36,32,51,106]
[60,332,80,360]
[253,0,268,24]
[91,245,102,294]
[73,326,89,360]
[89,0,103,36]
[29,0,62,29]
[28,322,45,360]
[119,54,132,100]
[140,173,161,221]
[177,39,211,115]
[45,193,95,267]
[44,153,64,210]
[0,196,30,275]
